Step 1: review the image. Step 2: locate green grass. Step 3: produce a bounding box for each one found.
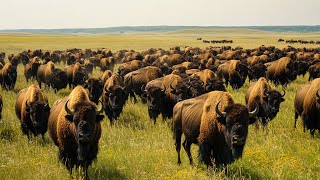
[1,29,320,179]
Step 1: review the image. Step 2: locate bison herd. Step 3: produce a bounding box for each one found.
[0,44,320,177]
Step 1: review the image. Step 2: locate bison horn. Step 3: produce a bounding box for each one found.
[200,81,204,86]
[64,100,74,115]
[281,87,286,97]
[215,101,226,117]
[316,89,320,100]
[96,100,103,115]
[26,100,30,107]
[141,85,145,92]
[249,101,259,118]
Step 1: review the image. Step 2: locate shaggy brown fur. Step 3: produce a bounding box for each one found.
[15,85,49,138]
[100,70,113,83]
[302,78,320,136]
[48,86,103,178]
[294,83,311,129]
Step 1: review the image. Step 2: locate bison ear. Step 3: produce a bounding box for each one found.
[96,115,104,122]
[280,97,285,102]
[65,114,73,122]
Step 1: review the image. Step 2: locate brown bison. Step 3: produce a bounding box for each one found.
[172,91,259,166]
[47,68,68,92]
[308,62,320,81]
[48,86,104,178]
[245,77,285,126]
[100,57,115,72]
[301,78,320,136]
[217,60,249,89]
[15,85,50,139]
[294,83,311,129]
[192,69,226,92]
[124,66,163,103]
[65,62,88,89]
[24,57,41,82]
[0,52,5,65]
[100,70,113,83]
[0,63,17,90]
[83,78,104,104]
[37,61,55,89]
[266,57,297,86]
[248,63,267,82]
[102,74,128,124]
[118,60,145,77]
[145,77,166,123]
[198,91,258,167]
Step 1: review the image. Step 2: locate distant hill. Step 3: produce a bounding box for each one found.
[1,26,320,34]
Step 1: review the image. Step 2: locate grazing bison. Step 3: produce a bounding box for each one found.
[100,70,113,83]
[308,62,320,81]
[0,52,5,65]
[245,77,285,126]
[217,60,249,89]
[124,66,163,103]
[198,91,258,167]
[301,78,320,136]
[145,77,166,123]
[172,93,210,165]
[248,63,267,82]
[294,83,311,129]
[100,57,115,72]
[83,78,104,104]
[118,60,145,77]
[266,57,297,86]
[0,63,17,90]
[65,62,88,89]
[37,61,55,89]
[48,86,104,178]
[192,69,226,92]
[24,57,41,82]
[47,68,68,92]
[15,85,50,139]
[102,74,127,124]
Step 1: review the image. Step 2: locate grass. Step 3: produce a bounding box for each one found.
[0,29,320,179]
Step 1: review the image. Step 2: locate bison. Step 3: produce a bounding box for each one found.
[124,66,163,103]
[294,83,311,129]
[172,91,259,166]
[301,78,320,136]
[102,74,128,124]
[245,77,285,126]
[217,60,249,89]
[83,78,104,104]
[198,91,258,167]
[15,85,50,139]
[0,63,17,90]
[48,86,104,178]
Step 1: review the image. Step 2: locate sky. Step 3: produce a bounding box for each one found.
[0,0,319,29]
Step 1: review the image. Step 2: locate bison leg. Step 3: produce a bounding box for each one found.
[182,139,193,165]
[294,112,299,129]
[174,129,182,165]
[129,91,137,103]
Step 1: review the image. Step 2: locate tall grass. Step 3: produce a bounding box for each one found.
[1,30,320,179]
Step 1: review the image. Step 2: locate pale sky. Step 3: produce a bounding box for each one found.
[0,0,319,29]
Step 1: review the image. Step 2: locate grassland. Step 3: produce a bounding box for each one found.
[0,29,320,179]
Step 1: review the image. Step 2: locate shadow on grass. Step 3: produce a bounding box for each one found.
[90,164,127,180]
[226,166,269,180]
[0,128,16,141]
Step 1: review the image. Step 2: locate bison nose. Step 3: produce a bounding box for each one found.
[79,133,90,142]
[232,136,245,146]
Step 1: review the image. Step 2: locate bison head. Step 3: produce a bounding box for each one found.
[170,83,188,103]
[83,78,104,104]
[263,89,285,119]
[104,85,127,110]
[26,101,50,135]
[185,77,205,98]
[64,100,104,160]
[146,86,166,114]
[215,101,258,159]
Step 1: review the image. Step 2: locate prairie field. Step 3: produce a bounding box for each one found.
[0,29,320,179]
